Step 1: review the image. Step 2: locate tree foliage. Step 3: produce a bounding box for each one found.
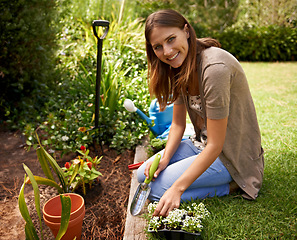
[132,0,240,36]
[176,0,240,34]
[238,0,297,27]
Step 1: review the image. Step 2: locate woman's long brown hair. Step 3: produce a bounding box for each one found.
[145,9,220,111]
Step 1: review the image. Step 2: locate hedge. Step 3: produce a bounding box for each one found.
[215,25,297,61]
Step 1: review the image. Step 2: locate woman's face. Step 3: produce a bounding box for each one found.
[149,25,189,68]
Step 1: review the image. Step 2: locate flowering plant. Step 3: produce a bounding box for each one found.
[62,146,102,195]
[147,202,210,233]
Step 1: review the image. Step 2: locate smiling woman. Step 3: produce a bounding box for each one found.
[145,10,221,111]
[149,26,189,68]
[137,9,264,217]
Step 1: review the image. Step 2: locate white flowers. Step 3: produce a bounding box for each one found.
[182,215,203,232]
[147,201,158,215]
[148,202,210,233]
[62,135,69,141]
[164,209,187,229]
[149,216,162,231]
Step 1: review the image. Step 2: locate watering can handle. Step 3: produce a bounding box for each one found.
[92,20,109,40]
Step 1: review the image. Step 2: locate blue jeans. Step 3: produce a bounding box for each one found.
[137,139,232,202]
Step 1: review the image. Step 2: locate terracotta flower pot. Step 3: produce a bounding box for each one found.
[43,193,85,240]
[43,193,85,223]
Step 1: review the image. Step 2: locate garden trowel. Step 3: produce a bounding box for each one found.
[130,154,161,216]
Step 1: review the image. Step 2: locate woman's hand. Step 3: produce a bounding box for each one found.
[144,158,168,180]
[153,186,183,217]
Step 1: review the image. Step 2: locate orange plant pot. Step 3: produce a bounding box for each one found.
[43,193,85,240]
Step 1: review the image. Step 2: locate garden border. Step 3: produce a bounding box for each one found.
[123,138,149,240]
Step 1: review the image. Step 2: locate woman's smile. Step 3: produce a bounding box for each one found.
[168,52,179,61]
[150,26,189,68]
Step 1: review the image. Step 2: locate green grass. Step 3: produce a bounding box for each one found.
[148,62,297,239]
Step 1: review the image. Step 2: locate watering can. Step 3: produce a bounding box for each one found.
[123,99,173,136]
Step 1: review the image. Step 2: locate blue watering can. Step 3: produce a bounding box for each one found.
[123,99,173,136]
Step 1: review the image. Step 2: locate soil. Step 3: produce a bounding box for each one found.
[0,129,135,240]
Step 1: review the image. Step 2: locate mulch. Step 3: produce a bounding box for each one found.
[0,129,135,240]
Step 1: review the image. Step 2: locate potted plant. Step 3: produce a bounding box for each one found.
[18,133,102,239]
[19,164,72,240]
[147,202,210,240]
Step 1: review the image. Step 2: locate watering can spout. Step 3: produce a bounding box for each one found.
[123,99,158,135]
[135,109,154,126]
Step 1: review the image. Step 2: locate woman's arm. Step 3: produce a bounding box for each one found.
[144,103,187,179]
[153,117,228,217]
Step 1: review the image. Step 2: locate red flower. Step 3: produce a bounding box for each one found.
[65,162,71,169]
[87,162,92,170]
[80,146,86,152]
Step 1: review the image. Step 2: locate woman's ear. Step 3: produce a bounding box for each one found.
[184,24,190,39]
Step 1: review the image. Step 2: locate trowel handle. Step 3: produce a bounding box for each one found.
[144,154,161,184]
[92,20,109,40]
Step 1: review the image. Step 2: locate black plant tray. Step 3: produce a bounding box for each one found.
[148,228,202,240]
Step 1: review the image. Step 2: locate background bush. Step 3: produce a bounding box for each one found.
[0,0,63,122]
[216,25,297,61]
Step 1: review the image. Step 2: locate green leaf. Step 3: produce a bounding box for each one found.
[55,195,71,240]
[76,149,85,156]
[82,135,88,140]
[89,174,99,180]
[23,164,43,240]
[40,146,68,192]
[36,133,67,192]
[18,175,39,240]
[27,175,63,194]
[36,147,55,181]
[94,156,103,164]
[68,164,79,186]
[25,223,39,240]
[91,169,102,176]
[82,164,90,172]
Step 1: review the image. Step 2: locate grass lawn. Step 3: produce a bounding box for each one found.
[149,62,297,239]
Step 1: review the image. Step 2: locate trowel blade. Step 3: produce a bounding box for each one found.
[130,154,161,216]
[130,182,151,216]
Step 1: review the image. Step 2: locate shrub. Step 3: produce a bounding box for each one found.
[147,138,167,157]
[0,0,62,120]
[216,25,297,61]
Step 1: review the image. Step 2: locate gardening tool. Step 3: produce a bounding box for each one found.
[90,20,109,148]
[123,99,173,136]
[130,153,161,216]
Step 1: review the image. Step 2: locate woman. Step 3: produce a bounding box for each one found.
[137,9,264,217]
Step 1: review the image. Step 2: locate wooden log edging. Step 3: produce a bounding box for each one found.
[123,139,149,240]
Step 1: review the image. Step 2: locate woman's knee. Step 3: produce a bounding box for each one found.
[136,162,146,182]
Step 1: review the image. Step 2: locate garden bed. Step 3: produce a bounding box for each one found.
[0,129,135,240]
